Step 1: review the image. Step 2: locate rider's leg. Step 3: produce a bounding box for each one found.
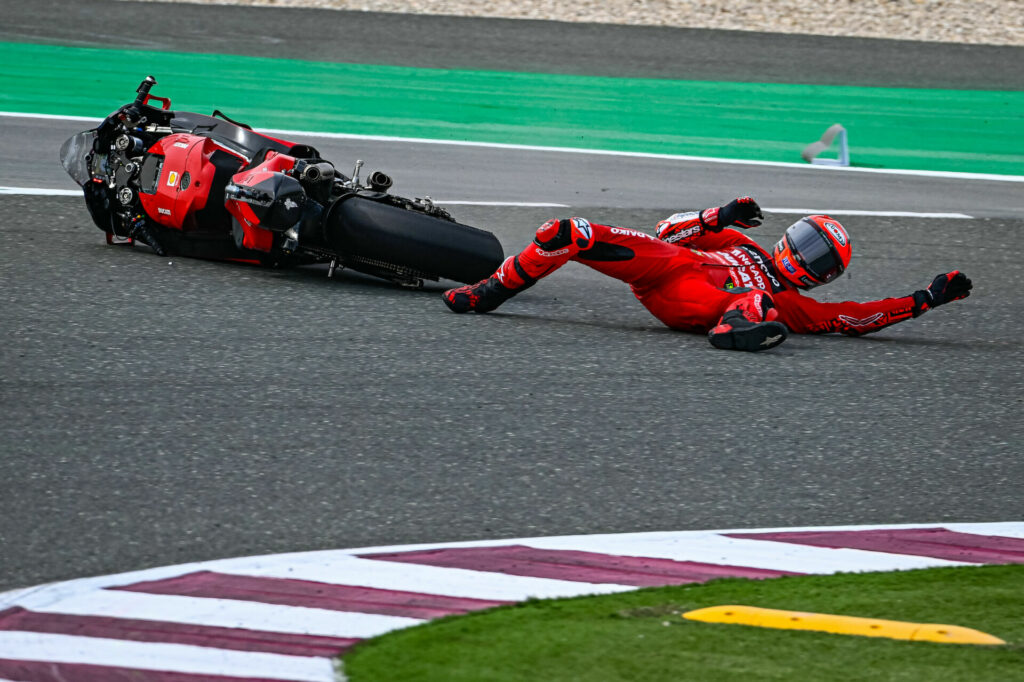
[443,218,583,313]
[707,288,789,352]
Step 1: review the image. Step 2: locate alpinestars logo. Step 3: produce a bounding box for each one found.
[658,224,700,243]
[838,313,884,327]
[571,217,592,241]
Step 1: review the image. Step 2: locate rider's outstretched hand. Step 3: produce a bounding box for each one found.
[699,197,763,232]
[718,196,764,229]
[913,270,972,315]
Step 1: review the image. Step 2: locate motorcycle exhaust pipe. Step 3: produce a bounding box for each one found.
[300,162,335,183]
[368,171,393,192]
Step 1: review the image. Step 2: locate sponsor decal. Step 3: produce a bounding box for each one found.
[157,207,171,215]
[663,225,701,242]
[283,198,298,210]
[571,217,592,241]
[537,247,570,257]
[172,142,190,149]
[838,313,884,327]
[166,171,178,187]
[725,248,764,290]
[736,245,783,291]
[782,256,797,274]
[610,227,656,240]
[824,221,848,247]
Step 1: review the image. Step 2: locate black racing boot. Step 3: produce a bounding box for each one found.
[708,310,789,351]
[443,276,520,314]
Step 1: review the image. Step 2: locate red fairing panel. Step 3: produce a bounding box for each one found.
[139,134,246,231]
[225,151,299,252]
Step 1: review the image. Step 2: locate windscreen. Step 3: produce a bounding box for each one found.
[59,130,97,187]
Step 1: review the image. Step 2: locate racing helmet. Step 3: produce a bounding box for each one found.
[771,215,851,289]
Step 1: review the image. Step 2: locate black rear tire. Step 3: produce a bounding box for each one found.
[324,195,504,284]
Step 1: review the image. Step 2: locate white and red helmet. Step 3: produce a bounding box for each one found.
[771,215,852,289]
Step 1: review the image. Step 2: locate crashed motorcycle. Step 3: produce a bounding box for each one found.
[59,76,504,286]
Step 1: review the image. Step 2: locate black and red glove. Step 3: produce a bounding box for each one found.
[699,196,763,232]
[912,271,972,316]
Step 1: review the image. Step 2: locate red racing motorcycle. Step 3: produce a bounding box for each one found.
[59,76,504,287]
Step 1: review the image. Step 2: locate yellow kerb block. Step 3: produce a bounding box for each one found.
[682,605,1005,646]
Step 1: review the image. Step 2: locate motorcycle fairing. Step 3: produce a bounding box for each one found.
[139,133,247,231]
[225,151,301,252]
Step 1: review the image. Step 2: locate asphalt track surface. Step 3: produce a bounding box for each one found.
[1,2,1023,593]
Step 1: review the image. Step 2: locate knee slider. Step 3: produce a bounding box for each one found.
[534,217,594,252]
[534,218,573,251]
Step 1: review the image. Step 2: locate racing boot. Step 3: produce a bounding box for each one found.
[442,255,536,314]
[708,289,788,352]
[443,276,520,314]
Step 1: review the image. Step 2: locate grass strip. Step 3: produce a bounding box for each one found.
[342,564,1024,681]
[1,41,1021,175]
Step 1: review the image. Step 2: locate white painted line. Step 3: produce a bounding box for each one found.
[0,631,334,681]
[434,201,570,207]
[0,186,81,196]
[218,555,633,601]
[0,189,978,218]
[32,590,421,639]
[0,111,99,123]
[519,533,970,573]
[946,522,1024,540]
[763,207,974,219]
[3,110,1021,184]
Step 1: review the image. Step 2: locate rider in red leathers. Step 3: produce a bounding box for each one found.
[442,197,972,351]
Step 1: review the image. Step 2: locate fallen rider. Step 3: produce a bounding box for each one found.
[442,197,972,352]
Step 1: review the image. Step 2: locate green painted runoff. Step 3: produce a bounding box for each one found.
[1,41,1020,175]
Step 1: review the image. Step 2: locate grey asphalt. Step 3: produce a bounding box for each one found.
[1,2,1023,592]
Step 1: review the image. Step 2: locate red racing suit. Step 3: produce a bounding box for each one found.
[495,212,921,335]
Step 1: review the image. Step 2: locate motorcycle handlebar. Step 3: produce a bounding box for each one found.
[134,76,158,106]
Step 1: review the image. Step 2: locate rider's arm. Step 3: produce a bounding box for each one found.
[773,272,972,335]
[656,197,764,250]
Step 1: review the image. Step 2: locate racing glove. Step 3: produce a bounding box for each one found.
[911,271,972,316]
[699,196,763,232]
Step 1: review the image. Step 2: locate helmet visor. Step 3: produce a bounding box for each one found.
[786,219,842,283]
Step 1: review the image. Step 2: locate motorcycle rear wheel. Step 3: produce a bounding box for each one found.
[324,195,504,285]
